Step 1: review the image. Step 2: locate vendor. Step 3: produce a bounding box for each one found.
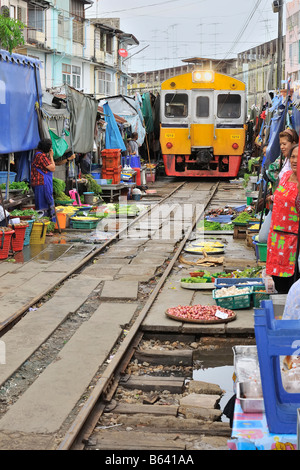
[30,138,56,221]
[127,132,140,156]
[265,144,300,294]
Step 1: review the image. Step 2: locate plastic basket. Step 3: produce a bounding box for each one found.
[30,221,50,244]
[214,277,264,289]
[55,212,68,230]
[213,286,253,309]
[253,285,270,308]
[9,223,29,252]
[71,218,99,229]
[0,228,15,259]
[257,242,267,262]
[0,171,16,184]
[23,220,34,246]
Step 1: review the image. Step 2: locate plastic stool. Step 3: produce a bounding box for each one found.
[132,167,141,185]
[254,299,300,434]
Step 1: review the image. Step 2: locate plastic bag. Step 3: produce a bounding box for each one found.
[49,129,68,158]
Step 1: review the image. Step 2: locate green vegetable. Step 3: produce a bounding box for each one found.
[53,178,72,201]
[0,181,30,193]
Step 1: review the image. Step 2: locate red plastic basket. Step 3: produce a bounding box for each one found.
[10,223,29,252]
[0,228,15,259]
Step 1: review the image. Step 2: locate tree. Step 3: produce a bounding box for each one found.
[0,9,25,54]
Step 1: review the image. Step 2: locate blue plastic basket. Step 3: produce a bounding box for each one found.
[214,277,264,289]
[254,299,300,434]
[0,171,16,185]
[23,219,34,246]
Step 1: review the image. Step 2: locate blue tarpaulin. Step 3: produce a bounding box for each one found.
[0,49,42,154]
[103,102,126,151]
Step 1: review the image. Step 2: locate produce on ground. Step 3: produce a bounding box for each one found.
[232,212,253,224]
[181,277,212,283]
[166,304,235,321]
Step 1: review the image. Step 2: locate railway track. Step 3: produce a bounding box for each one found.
[0,178,254,451]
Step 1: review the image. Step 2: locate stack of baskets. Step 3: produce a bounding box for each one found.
[101,149,122,184]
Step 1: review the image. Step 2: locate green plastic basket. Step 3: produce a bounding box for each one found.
[213,286,253,310]
[252,285,270,308]
[71,218,99,229]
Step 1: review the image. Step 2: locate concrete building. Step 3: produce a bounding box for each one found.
[234,37,285,109]
[3,0,138,96]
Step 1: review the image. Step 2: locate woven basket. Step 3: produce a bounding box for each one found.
[0,228,15,259]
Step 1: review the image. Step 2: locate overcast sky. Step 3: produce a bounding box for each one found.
[87,0,287,73]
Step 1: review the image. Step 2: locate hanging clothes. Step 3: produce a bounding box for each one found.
[266,171,299,278]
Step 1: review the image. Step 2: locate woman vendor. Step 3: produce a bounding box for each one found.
[30,138,56,221]
[265,144,300,294]
[259,129,299,243]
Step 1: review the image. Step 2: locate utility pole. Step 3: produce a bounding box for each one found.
[272,0,283,90]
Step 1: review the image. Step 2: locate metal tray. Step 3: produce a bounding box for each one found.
[236,382,264,413]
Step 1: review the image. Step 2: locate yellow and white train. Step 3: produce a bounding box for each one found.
[159,70,247,177]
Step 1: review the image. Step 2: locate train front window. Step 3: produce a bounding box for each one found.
[165,93,188,118]
[217,94,241,119]
[196,96,209,118]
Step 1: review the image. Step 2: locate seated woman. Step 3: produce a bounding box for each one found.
[265,144,300,294]
[30,138,56,221]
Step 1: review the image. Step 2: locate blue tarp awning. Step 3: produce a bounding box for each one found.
[103,102,126,151]
[0,49,42,154]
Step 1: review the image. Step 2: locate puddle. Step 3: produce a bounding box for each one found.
[193,365,234,422]
[193,347,235,422]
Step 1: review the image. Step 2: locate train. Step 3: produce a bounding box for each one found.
[159,70,247,178]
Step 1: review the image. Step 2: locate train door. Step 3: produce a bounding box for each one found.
[190,90,214,148]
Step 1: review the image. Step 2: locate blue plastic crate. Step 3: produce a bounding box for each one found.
[0,171,16,185]
[214,277,264,289]
[254,299,300,434]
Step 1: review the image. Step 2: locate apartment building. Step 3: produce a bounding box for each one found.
[2,0,138,96]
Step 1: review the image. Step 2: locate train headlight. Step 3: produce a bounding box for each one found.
[192,70,214,83]
[166,142,173,149]
[232,143,239,150]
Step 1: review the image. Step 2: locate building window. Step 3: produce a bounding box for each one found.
[70,0,84,44]
[58,14,70,38]
[28,7,45,32]
[98,71,114,95]
[72,66,81,89]
[106,33,113,53]
[62,64,71,85]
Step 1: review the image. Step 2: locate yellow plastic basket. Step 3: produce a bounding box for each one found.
[30,221,50,244]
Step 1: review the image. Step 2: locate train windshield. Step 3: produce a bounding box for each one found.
[165,93,188,118]
[217,94,241,119]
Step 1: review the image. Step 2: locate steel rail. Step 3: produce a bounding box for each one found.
[57,181,220,450]
[0,182,186,336]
